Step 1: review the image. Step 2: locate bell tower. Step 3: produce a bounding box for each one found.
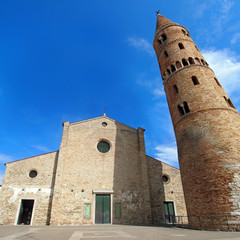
[153,13,240,229]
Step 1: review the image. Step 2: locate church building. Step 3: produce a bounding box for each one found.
[0,115,187,225]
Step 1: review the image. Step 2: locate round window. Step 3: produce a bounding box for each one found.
[162,174,169,183]
[97,141,110,153]
[29,170,38,178]
[102,122,107,127]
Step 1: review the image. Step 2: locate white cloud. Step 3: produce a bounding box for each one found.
[127,37,154,56]
[155,143,178,167]
[0,153,13,163]
[153,88,165,97]
[194,2,209,18]
[192,0,235,40]
[202,49,240,94]
[212,0,234,34]
[33,145,50,152]
[231,32,240,44]
[193,0,234,20]
[137,75,164,99]
[221,0,234,15]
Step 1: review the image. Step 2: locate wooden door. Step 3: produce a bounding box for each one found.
[95,194,111,224]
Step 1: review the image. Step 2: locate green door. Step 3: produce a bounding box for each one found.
[163,201,175,223]
[95,194,111,224]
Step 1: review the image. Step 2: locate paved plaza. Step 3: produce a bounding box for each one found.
[0,225,240,240]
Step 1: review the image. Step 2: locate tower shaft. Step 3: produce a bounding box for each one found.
[153,14,240,230]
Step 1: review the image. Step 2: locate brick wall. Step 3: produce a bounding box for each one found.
[0,151,58,225]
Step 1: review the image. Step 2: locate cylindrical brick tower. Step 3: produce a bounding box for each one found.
[153,14,240,230]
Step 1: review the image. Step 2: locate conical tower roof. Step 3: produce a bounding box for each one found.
[154,13,189,37]
[155,14,175,30]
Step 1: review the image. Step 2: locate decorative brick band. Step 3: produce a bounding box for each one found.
[163,64,213,85]
[174,107,239,129]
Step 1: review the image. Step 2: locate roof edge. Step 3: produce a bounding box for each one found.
[146,155,179,170]
[4,150,59,165]
[69,115,139,132]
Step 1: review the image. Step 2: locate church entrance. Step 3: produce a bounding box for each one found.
[95,194,111,224]
[17,200,34,225]
[163,201,175,224]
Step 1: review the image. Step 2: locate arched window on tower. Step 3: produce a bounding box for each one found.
[214,77,221,87]
[162,73,166,81]
[178,102,190,117]
[171,65,176,73]
[192,76,199,85]
[176,61,182,69]
[228,99,235,109]
[164,71,168,78]
[195,45,200,51]
[164,50,169,57]
[201,59,206,65]
[178,105,184,116]
[161,34,167,42]
[183,101,190,113]
[173,84,179,94]
[182,59,189,66]
[189,57,195,65]
[179,43,185,50]
[195,58,201,64]
[182,29,187,35]
[224,96,236,109]
[181,29,189,36]
[167,69,171,75]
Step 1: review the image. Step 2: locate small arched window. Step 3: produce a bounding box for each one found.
[176,61,182,69]
[161,34,167,41]
[173,84,179,94]
[164,71,168,79]
[182,59,189,66]
[228,99,235,109]
[171,65,176,73]
[189,57,195,65]
[162,74,166,81]
[201,59,205,65]
[178,102,190,117]
[192,76,199,85]
[158,39,163,44]
[167,69,171,75]
[195,45,200,51]
[182,29,187,35]
[214,77,221,87]
[195,58,201,64]
[164,50,169,57]
[224,97,236,109]
[183,101,190,113]
[178,105,184,116]
[179,43,185,50]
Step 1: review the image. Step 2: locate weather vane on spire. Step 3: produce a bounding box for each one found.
[155,10,160,16]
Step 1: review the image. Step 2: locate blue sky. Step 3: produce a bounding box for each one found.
[1,0,240,184]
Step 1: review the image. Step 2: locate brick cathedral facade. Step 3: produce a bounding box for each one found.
[0,115,186,225]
